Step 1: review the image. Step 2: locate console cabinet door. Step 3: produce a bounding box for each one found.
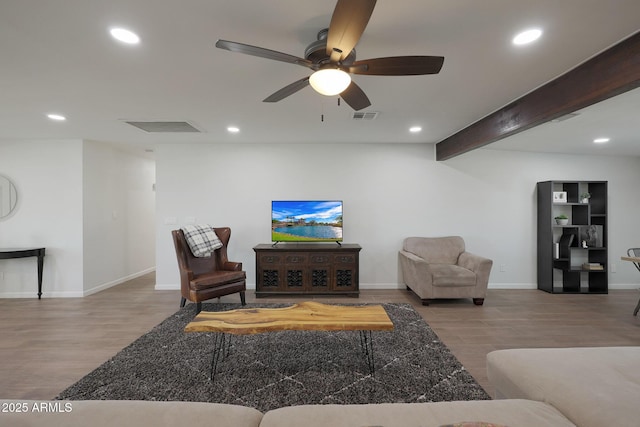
[284,252,308,291]
[309,253,333,291]
[257,253,284,292]
[332,252,358,292]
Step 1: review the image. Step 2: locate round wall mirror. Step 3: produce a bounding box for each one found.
[0,175,18,219]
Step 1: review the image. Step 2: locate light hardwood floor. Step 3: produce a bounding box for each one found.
[1,272,638,399]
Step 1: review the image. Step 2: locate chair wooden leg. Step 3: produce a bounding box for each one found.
[473,298,485,306]
[180,297,186,308]
[196,302,202,314]
[240,291,246,306]
[633,295,640,316]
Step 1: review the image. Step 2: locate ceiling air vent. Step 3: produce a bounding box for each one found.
[550,113,580,123]
[351,111,379,121]
[124,121,202,133]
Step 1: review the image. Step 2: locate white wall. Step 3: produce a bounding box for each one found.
[0,139,156,297]
[82,141,156,294]
[3,139,635,297]
[0,140,84,297]
[154,142,640,291]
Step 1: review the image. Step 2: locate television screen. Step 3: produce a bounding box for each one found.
[272,200,343,242]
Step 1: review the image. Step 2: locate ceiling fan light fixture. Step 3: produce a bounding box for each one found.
[309,68,351,96]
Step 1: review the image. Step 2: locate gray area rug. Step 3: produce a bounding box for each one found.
[56,303,489,412]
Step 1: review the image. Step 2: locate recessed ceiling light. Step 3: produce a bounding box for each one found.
[409,126,422,133]
[227,126,240,133]
[512,28,542,46]
[47,113,66,121]
[109,27,140,44]
[593,137,610,144]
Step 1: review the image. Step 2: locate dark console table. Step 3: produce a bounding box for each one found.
[0,248,46,299]
[253,243,361,297]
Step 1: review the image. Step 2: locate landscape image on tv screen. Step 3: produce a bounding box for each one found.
[272,200,343,242]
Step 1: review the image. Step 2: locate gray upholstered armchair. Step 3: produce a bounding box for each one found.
[399,236,493,306]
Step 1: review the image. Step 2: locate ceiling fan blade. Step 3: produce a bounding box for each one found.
[326,0,377,62]
[347,56,445,76]
[216,40,314,69]
[340,81,371,111]
[263,77,310,103]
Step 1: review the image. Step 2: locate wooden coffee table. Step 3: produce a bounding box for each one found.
[185,301,394,380]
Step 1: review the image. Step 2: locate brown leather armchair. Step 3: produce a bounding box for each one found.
[172,227,246,313]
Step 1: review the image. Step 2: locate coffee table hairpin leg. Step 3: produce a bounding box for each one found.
[209,333,232,381]
[359,330,375,375]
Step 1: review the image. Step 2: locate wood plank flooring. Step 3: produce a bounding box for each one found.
[1,272,638,399]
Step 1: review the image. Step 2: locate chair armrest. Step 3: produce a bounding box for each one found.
[180,268,194,286]
[222,261,243,271]
[399,250,434,283]
[458,252,493,284]
[399,250,430,266]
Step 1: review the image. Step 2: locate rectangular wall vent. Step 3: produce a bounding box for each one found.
[124,121,202,133]
[551,113,580,123]
[351,111,379,120]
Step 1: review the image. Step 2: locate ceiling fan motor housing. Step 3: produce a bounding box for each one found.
[304,28,356,65]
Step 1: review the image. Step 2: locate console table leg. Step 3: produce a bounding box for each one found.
[37,254,44,299]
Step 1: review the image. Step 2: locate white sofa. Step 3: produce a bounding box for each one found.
[3,346,637,427]
[0,399,573,427]
[487,346,640,427]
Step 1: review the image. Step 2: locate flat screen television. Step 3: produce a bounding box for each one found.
[271,200,343,243]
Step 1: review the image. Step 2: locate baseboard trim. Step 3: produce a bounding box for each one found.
[360,283,403,290]
[488,283,537,290]
[83,267,156,297]
[153,282,638,292]
[0,290,85,298]
[609,284,640,290]
[154,283,180,291]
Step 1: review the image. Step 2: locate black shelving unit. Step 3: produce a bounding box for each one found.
[537,181,608,293]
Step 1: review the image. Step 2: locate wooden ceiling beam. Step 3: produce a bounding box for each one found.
[435,31,640,161]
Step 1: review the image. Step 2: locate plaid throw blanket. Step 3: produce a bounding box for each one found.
[181,225,222,257]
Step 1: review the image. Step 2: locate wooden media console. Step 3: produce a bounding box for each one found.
[253,243,361,297]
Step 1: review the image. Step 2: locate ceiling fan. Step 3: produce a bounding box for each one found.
[215,0,444,111]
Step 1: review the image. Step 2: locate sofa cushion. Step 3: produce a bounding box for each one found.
[259,400,576,427]
[487,347,640,427]
[439,423,509,427]
[431,264,476,287]
[0,400,263,427]
[404,236,464,264]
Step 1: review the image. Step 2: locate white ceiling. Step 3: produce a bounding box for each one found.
[1,0,639,157]
[486,86,640,157]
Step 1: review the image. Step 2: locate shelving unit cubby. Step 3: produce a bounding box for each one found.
[537,180,608,294]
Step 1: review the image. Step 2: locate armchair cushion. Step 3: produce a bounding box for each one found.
[431,264,477,287]
[182,224,223,257]
[190,270,246,290]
